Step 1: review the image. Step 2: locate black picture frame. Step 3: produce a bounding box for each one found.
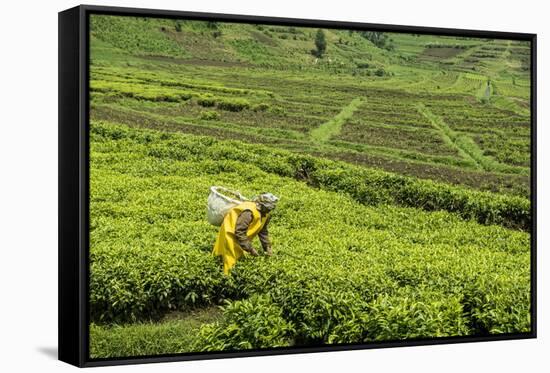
[59,4,537,368]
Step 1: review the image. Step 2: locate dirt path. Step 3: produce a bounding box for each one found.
[310,97,363,142]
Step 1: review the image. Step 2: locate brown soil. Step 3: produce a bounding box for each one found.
[420,47,466,59]
[311,150,529,197]
[91,105,304,147]
[139,55,251,68]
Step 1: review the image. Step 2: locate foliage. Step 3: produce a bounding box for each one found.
[193,296,295,351]
[200,110,220,120]
[89,121,530,338]
[90,241,240,323]
[216,97,251,112]
[91,79,193,102]
[360,31,393,50]
[314,29,327,58]
[196,94,251,111]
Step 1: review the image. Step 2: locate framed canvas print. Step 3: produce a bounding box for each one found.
[58,4,537,367]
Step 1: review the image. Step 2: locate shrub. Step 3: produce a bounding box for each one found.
[314,29,326,58]
[89,242,241,323]
[92,121,530,230]
[197,95,217,107]
[199,110,220,120]
[252,103,271,112]
[196,96,250,112]
[88,121,531,339]
[193,295,294,351]
[268,105,285,114]
[216,98,250,112]
[361,287,471,341]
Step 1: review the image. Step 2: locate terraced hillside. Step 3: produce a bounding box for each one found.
[87,15,532,359]
[90,16,531,196]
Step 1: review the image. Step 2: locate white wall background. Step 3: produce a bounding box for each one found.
[0,0,547,371]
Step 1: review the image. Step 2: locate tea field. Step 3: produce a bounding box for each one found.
[88,15,532,358]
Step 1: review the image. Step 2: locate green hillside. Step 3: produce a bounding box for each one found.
[90,16,530,85]
[90,15,531,197]
[87,14,532,358]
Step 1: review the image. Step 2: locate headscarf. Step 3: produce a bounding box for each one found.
[254,192,279,211]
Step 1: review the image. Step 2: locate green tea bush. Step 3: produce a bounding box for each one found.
[461,272,531,334]
[89,121,530,346]
[216,98,251,112]
[268,105,285,114]
[252,102,271,112]
[271,280,368,344]
[193,295,295,351]
[360,287,470,341]
[91,80,193,102]
[197,95,217,107]
[196,95,250,111]
[425,43,468,49]
[305,159,530,230]
[90,241,241,323]
[199,110,220,120]
[93,121,530,230]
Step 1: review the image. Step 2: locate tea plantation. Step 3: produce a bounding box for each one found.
[89,121,530,357]
[88,15,532,358]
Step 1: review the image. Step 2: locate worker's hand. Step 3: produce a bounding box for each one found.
[265,246,273,256]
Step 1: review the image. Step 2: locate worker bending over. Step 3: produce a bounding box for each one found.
[213,193,279,274]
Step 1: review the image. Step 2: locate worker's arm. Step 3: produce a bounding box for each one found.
[234,210,258,256]
[258,215,272,256]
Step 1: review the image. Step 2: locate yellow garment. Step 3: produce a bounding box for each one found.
[213,201,269,275]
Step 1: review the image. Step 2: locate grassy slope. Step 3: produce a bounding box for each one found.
[90,307,222,358]
[90,15,530,97]
[310,98,363,142]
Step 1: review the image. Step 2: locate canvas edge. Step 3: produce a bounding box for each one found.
[56,4,537,368]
